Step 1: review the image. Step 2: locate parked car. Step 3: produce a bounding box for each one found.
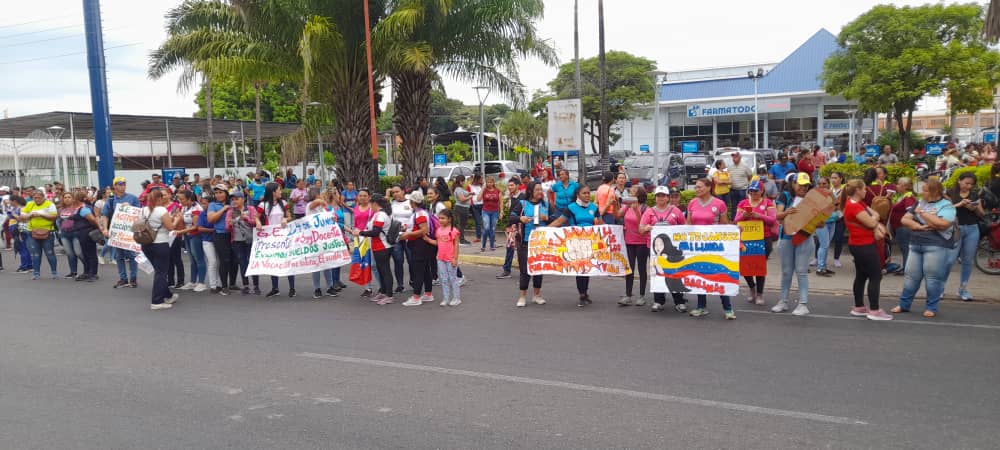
[682,154,712,190]
[564,155,603,184]
[622,154,685,191]
[428,164,474,181]
[473,160,526,181]
[745,148,777,168]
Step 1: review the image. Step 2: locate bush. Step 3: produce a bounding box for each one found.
[378,176,403,194]
[876,129,926,155]
[819,162,914,183]
[943,165,992,189]
[645,189,696,210]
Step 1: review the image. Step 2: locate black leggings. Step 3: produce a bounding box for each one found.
[232,240,258,288]
[410,256,433,296]
[850,243,882,310]
[654,292,687,305]
[625,244,649,297]
[833,218,847,260]
[576,276,589,295]
[372,248,393,295]
[517,243,543,291]
[743,239,773,294]
[213,233,236,289]
[168,237,185,285]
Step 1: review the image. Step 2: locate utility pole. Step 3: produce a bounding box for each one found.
[597,0,610,172]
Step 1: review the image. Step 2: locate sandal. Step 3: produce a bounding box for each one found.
[889,306,908,314]
[922,310,936,318]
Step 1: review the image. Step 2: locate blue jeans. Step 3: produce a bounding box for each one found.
[893,226,911,270]
[471,204,484,240]
[185,235,207,284]
[503,246,515,273]
[27,233,57,277]
[729,189,747,219]
[60,232,82,274]
[814,222,833,271]
[116,249,138,282]
[481,210,499,249]
[958,224,979,288]
[779,237,815,304]
[312,268,334,290]
[17,231,32,270]
[392,240,410,287]
[898,244,958,312]
[437,260,460,301]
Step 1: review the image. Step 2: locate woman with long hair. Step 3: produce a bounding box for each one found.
[399,190,435,305]
[947,172,985,301]
[550,184,601,307]
[773,172,815,316]
[617,185,649,307]
[165,193,185,289]
[477,175,502,252]
[141,189,180,310]
[259,182,295,298]
[842,179,892,320]
[354,195,395,304]
[892,179,959,318]
[306,188,341,298]
[451,174,472,245]
[687,178,734,319]
[645,185,689,312]
[56,192,83,279]
[70,190,102,282]
[353,188,379,297]
[207,185,236,295]
[889,177,917,274]
[709,159,731,212]
[512,181,552,307]
[196,195,220,292]
[469,174,485,244]
[176,190,207,291]
[734,179,777,305]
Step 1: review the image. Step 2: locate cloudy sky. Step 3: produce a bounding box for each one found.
[2,0,958,119]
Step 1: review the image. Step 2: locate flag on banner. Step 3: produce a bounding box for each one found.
[349,237,372,286]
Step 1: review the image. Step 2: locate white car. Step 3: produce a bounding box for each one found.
[473,160,527,181]
[428,164,474,181]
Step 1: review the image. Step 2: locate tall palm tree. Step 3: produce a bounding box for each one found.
[377,0,557,187]
[987,0,1000,40]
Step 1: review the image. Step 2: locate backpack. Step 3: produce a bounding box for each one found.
[132,207,161,245]
[383,216,402,245]
[868,186,891,222]
[426,210,440,237]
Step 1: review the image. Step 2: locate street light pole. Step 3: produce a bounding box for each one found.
[493,117,504,160]
[650,71,667,185]
[47,126,65,186]
[474,86,490,178]
[747,68,764,149]
[228,131,239,175]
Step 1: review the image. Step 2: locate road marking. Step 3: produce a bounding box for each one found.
[297,352,867,426]
[736,309,1000,330]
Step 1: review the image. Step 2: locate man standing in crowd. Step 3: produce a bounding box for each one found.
[139,173,168,206]
[769,153,795,190]
[878,145,898,165]
[102,177,141,288]
[727,151,754,216]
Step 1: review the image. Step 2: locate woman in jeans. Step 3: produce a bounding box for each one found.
[20,191,58,280]
[813,177,837,276]
[891,179,958,318]
[69,191,102,282]
[207,186,236,295]
[687,178,734,319]
[56,192,83,279]
[773,172,816,316]
[842,179,892,320]
[477,176,502,252]
[176,191,207,291]
[511,182,551,307]
[142,189,180,310]
[196,195,220,291]
[451,175,472,245]
[469,174,485,243]
[947,172,984,301]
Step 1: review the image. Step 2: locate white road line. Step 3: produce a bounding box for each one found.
[297,352,868,426]
[735,309,1000,330]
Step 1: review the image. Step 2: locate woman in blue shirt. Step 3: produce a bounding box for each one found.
[510,182,552,308]
[550,169,579,215]
[549,185,600,307]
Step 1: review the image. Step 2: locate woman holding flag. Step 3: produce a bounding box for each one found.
[352,196,394,305]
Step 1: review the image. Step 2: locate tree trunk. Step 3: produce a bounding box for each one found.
[329,72,377,190]
[949,109,958,142]
[894,106,908,157]
[206,74,215,178]
[255,83,263,172]
[393,71,432,188]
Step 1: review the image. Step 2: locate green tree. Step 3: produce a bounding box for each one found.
[823,3,1000,155]
[377,0,557,187]
[546,51,655,155]
[194,76,301,122]
[500,110,545,150]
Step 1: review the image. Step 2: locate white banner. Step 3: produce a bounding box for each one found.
[649,225,741,296]
[107,203,141,252]
[547,99,583,152]
[245,212,352,277]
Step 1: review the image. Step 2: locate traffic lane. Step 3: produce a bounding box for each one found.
[2,267,1000,449]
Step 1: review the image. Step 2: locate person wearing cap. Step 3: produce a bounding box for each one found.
[101,177,141,288]
[228,190,261,295]
[398,190,436,305]
[207,184,237,295]
[773,172,816,316]
[735,178,777,305]
[643,185,689,312]
[139,174,168,206]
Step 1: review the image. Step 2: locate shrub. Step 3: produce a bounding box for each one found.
[378,176,403,194]
[943,165,992,189]
[819,162,914,183]
[644,189,696,210]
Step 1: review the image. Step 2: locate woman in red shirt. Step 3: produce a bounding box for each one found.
[477,176,502,252]
[842,179,892,321]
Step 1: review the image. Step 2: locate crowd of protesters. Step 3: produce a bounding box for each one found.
[1,141,996,317]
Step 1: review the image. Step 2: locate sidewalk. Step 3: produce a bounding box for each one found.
[459,248,998,304]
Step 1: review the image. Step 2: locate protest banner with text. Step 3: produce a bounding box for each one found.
[246,212,352,277]
[649,225,741,296]
[107,203,141,252]
[527,225,631,276]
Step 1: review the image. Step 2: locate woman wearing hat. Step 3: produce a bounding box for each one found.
[735,178,777,305]
[398,190,436,305]
[643,185,688,312]
[773,172,815,316]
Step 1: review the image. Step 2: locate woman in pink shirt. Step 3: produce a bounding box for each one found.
[642,185,688,312]
[617,186,649,306]
[686,178,734,319]
[734,179,777,305]
[289,179,309,219]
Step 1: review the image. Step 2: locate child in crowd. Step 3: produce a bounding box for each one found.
[429,209,461,306]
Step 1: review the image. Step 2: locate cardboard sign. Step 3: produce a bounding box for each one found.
[245,212,352,277]
[649,225,741,296]
[781,189,835,236]
[527,225,631,276]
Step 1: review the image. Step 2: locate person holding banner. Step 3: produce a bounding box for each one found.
[735,180,776,305]
[353,196,394,305]
[307,188,346,298]
[207,185,236,295]
[644,186,689,312]
[228,191,260,295]
[549,185,601,307]
[140,189,180,310]
[687,178,735,319]
[258,183,296,298]
[512,182,552,307]
[102,177,141,288]
[774,173,816,316]
[618,186,649,307]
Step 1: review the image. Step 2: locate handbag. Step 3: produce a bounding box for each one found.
[31,228,51,240]
[89,228,106,244]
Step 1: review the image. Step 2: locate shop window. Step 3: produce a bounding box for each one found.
[717,121,733,134]
[768,119,784,132]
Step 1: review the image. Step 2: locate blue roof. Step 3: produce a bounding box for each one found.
[661,29,840,102]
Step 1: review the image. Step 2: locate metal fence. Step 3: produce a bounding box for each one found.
[0,130,92,188]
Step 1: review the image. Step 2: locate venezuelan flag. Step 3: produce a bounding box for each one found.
[349,237,372,286]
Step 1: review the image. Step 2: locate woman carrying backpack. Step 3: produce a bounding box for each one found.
[140,189,180,310]
[258,182,295,298]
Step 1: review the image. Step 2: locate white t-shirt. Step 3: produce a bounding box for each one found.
[182,203,203,227]
[432,201,446,215]
[261,201,286,226]
[391,199,414,232]
[143,206,172,244]
[367,210,391,250]
[469,184,483,206]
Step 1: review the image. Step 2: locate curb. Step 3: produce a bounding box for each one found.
[458,253,999,305]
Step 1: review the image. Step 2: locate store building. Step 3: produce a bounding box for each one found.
[611,29,874,155]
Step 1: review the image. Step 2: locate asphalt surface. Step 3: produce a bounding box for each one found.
[1,261,999,449]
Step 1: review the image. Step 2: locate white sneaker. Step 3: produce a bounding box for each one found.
[771,301,790,313]
[151,303,173,310]
[402,297,422,306]
[193,283,207,292]
[516,297,527,307]
[178,282,196,290]
[809,259,816,266]
[674,303,688,313]
[833,259,842,268]
[532,295,546,305]
[420,294,434,304]
[792,304,810,316]
[440,298,448,307]
[755,294,765,306]
[651,303,663,312]
[165,293,179,304]
[634,295,646,306]
[449,298,462,307]
[98,256,106,265]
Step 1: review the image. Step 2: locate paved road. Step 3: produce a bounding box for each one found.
[1,263,998,449]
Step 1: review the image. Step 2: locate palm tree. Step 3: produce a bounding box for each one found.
[987,0,1000,40]
[377,0,557,187]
